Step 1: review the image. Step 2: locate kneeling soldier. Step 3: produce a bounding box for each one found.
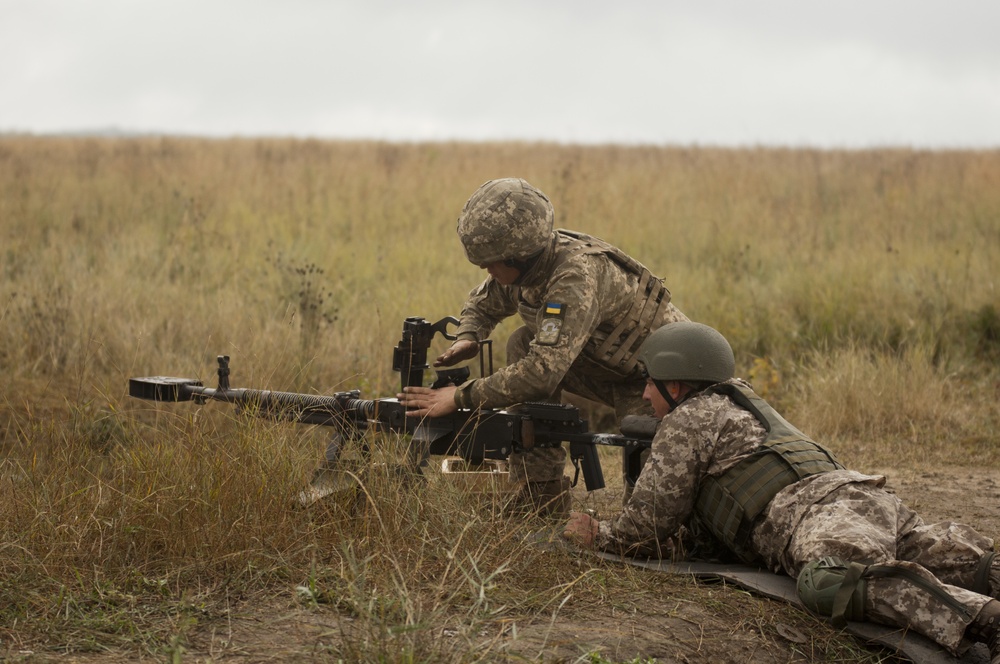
[399,178,688,517]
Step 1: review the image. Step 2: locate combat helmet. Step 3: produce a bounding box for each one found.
[456,178,555,266]
[638,322,735,384]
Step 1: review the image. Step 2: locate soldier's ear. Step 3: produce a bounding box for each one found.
[666,381,686,401]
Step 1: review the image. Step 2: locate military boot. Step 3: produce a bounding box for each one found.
[509,476,572,519]
[966,599,1000,663]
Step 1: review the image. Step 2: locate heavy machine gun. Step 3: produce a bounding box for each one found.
[128,316,656,492]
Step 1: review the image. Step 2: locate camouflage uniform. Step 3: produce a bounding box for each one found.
[452,229,687,483]
[596,378,999,656]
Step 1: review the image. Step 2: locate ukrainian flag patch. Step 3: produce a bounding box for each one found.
[537,302,566,345]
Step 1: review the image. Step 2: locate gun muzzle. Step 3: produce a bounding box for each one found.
[128,377,203,402]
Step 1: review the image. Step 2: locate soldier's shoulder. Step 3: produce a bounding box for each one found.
[667,395,735,432]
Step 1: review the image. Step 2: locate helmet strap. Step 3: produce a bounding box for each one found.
[653,379,681,411]
[653,380,704,412]
[505,247,546,285]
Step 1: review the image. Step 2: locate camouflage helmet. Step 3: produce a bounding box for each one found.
[637,322,735,384]
[456,178,555,265]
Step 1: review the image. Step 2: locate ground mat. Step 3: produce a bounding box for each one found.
[591,551,990,664]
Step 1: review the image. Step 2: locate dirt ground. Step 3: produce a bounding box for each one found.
[872,466,1000,541]
[211,465,999,663]
[8,465,998,663]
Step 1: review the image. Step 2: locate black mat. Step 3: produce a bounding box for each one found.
[590,551,990,664]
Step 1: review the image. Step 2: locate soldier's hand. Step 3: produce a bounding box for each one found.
[397,385,459,418]
[563,512,598,549]
[434,339,479,367]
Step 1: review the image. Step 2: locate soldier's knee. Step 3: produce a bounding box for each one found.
[973,550,998,596]
[506,326,533,362]
[797,557,869,628]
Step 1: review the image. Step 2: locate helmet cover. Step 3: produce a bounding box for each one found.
[456,178,554,265]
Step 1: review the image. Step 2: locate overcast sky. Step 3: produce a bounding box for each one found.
[2,0,998,148]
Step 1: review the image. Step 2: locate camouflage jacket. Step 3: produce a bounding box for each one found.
[596,378,882,563]
[453,230,683,409]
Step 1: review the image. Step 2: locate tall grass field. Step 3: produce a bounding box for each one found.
[1,137,999,661]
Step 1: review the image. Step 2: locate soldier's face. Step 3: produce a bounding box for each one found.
[483,261,521,285]
[643,380,672,418]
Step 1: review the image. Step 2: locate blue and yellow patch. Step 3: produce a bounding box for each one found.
[537,302,566,345]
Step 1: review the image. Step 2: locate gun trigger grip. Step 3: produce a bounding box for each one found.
[570,458,581,488]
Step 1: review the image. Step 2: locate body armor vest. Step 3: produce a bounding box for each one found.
[522,229,672,375]
[693,382,845,563]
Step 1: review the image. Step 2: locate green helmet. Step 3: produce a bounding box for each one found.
[638,322,735,384]
[456,178,555,266]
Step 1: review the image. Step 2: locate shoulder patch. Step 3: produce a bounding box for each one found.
[536,302,566,345]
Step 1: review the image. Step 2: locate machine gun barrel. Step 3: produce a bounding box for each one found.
[128,374,358,427]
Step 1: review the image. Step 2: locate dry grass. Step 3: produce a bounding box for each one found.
[1,136,998,661]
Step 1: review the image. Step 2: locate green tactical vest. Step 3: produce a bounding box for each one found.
[693,382,845,563]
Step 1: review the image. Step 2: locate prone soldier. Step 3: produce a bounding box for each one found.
[564,322,1000,662]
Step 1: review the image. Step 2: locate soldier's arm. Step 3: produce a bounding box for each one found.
[596,407,717,554]
[452,277,518,344]
[454,262,602,409]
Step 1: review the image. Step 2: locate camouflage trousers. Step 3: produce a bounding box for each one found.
[777,482,996,654]
[504,325,650,484]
